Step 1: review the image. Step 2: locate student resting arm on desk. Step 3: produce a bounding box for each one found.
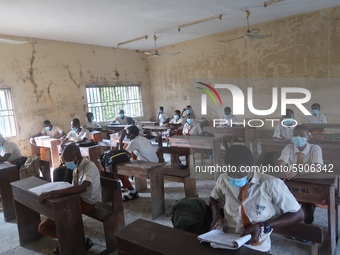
[60,118,90,149]
[38,144,101,253]
[81,112,101,131]
[272,109,296,142]
[30,120,66,145]
[277,124,323,224]
[209,145,304,253]
[182,113,202,136]
[0,133,22,164]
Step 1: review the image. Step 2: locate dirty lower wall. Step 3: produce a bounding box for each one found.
[147,6,340,125]
[0,40,150,155]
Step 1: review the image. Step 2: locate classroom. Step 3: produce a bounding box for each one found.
[0,1,339,255]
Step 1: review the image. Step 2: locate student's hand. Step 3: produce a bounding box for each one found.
[29,137,36,146]
[241,223,262,244]
[279,171,298,180]
[211,215,228,233]
[38,192,53,204]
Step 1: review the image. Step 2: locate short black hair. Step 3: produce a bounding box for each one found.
[293,124,309,134]
[311,103,321,109]
[174,110,181,115]
[224,145,253,167]
[72,118,80,126]
[119,109,125,114]
[126,125,139,136]
[285,109,294,117]
[224,107,231,112]
[126,117,135,125]
[43,120,51,125]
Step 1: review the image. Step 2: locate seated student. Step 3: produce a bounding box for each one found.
[38,144,101,253]
[157,106,170,126]
[118,125,158,201]
[182,113,203,136]
[273,109,296,141]
[81,112,101,131]
[181,105,194,118]
[220,106,237,127]
[125,117,135,129]
[60,118,91,149]
[30,120,66,161]
[209,145,304,253]
[306,103,327,138]
[0,133,22,164]
[164,110,186,137]
[278,124,323,224]
[112,110,129,125]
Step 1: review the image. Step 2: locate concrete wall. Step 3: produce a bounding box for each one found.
[0,40,150,155]
[147,6,340,126]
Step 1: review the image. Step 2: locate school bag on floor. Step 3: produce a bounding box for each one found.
[170,197,212,235]
[100,150,130,177]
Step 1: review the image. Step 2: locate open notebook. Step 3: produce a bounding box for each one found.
[29,182,73,195]
[198,229,251,249]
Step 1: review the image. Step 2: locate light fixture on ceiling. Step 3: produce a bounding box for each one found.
[264,0,284,7]
[117,35,148,48]
[178,14,222,32]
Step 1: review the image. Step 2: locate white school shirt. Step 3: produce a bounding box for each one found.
[219,114,238,127]
[81,120,101,129]
[273,124,294,140]
[73,159,101,204]
[66,128,90,142]
[158,113,169,126]
[278,143,324,166]
[210,172,301,252]
[182,122,203,136]
[306,113,327,124]
[40,125,64,139]
[1,140,22,163]
[169,117,185,130]
[125,135,158,162]
[112,116,128,125]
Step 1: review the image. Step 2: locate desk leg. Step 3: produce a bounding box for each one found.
[14,200,42,245]
[55,197,86,255]
[88,147,103,171]
[328,186,336,255]
[0,166,18,221]
[212,140,222,181]
[149,166,164,219]
[252,129,258,158]
[50,140,61,170]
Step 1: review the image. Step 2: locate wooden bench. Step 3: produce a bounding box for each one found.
[274,223,323,255]
[85,176,125,254]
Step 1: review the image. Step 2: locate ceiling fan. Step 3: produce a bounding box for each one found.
[220,8,271,42]
[144,34,180,59]
[0,38,27,45]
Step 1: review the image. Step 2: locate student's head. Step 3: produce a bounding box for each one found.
[159,106,164,113]
[291,125,309,148]
[174,110,181,120]
[311,103,321,116]
[282,109,295,126]
[186,113,196,125]
[62,144,82,170]
[126,117,135,126]
[86,112,94,122]
[0,134,5,146]
[224,145,253,185]
[184,105,193,115]
[43,120,52,131]
[71,118,80,131]
[119,110,125,119]
[126,125,139,140]
[224,107,231,116]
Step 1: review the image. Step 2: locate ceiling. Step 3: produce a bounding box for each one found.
[0,0,339,51]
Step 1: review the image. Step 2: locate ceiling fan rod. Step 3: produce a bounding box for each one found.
[117,35,148,48]
[178,14,222,32]
[264,0,284,7]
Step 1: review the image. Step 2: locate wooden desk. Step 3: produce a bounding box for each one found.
[283,174,337,255]
[115,219,269,255]
[303,123,340,130]
[204,126,258,157]
[0,163,18,221]
[168,136,222,180]
[142,125,169,133]
[11,177,86,254]
[139,121,159,127]
[31,137,61,170]
[106,124,126,133]
[114,161,165,219]
[89,131,103,142]
[79,145,104,171]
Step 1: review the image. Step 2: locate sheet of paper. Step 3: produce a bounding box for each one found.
[198,229,251,249]
[29,182,72,195]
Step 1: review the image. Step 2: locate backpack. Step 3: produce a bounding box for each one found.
[100,150,130,176]
[170,197,212,235]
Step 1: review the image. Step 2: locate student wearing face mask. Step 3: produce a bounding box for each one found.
[112,109,129,125]
[273,109,296,141]
[220,106,237,127]
[164,110,186,137]
[60,118,90,149]
[0,133,22,164]
[209,145,303,253]
[181,105,194,118]
[38,144,101,253]
[278,124,323,224]
[182,113,203,136]
[156,106,170,126]
[306,103,327,124]
[81,112,101,131]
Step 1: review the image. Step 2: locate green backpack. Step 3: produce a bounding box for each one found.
[170,197,212,235]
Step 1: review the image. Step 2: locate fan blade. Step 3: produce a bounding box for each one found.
[144,55,160,59]
[249,28,260,35]
[144,51,153,55]
[252,34,271,39]
[158,52,180,57]
[0,38,27,45]
[219,36,244,42]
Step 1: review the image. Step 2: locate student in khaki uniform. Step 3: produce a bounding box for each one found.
[182,113,202,136]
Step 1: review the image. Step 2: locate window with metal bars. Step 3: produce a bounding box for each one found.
[0,88,17,137]
[85,85,143,122]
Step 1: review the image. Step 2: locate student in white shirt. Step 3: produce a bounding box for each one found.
[273,109,296,141]
[81,112,101,131]
[278,124,323,224]
[0,133,22,164]
[60,118,91,149]
[182,113,203,136]
[157,106,170,126]
[181,105,194,118]
[210,145,303,252]
[221,106,238,127]
[112,109,129,125]
[306,103,327,124]
[164,110,186,137]
[119,125,158,201]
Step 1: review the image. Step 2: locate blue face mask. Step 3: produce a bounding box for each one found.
[125,135,130,141]
[311,109,319,115]
[119,114,124,119]
[186,109,191,114]
[0,146,3,151]
[291,136,308,147]
[187,119,194,125]
[228,176,249,188]
[283,119,293,126]
[65,158,78,170]
[224,114,231,119]
[91,117,94,121]
[72,127,78,132]
[44,126,51,131]
[174,115,179,120]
